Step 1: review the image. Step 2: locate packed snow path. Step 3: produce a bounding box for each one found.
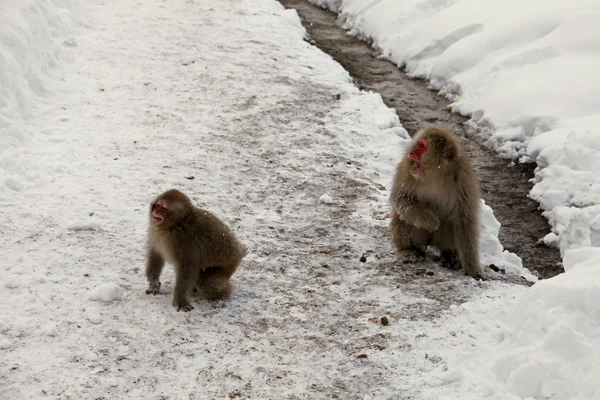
[1,0,526,399]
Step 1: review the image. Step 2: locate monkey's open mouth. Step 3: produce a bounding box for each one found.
[411,161,420,173]
[151,212,165,225]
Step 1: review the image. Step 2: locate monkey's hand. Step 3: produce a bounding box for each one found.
[413,210,440,232]
[175,301,194,312]
[145,281,161,295]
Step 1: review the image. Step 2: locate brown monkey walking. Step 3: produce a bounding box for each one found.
[389,126,484,278]
[145,189,247,311]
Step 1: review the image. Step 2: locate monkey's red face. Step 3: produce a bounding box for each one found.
[408,139,429,173]
[151,199,168,225]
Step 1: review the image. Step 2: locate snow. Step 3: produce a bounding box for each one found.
[84,307,102,325]
[480,200,534,281]
[0,0,584,398]
[4,275,21,289]
[66,219,103,231]
[428,253,600,400]
[88,283,124,302]
[0,0,72,198]
[42,323,58,337]
[0,338,12,350]
[308,0,600,398]
[318,194,335,204]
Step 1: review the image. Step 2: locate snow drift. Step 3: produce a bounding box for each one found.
[434,247,600,400]
[0,0,72,197]
[493,250,600,400]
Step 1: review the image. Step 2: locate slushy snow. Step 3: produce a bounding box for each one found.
[309,0,600,398]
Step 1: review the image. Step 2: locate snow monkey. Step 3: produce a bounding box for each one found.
[389,126,484,278]
[145,189,247,311]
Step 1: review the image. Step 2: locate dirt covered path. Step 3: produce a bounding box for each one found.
[279,0,562,279]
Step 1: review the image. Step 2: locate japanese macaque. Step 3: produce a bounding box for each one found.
[145,189,247,311]
[389,126,484,278]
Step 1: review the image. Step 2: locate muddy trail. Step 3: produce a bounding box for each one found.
[280,0,562,279]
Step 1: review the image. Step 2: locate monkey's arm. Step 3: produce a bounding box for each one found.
[145,248,165,295]
[393,195,440,232]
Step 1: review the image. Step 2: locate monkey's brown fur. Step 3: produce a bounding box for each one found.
[145,189,247,311]
[389,126,483,277]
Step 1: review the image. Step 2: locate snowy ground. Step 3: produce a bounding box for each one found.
[308,0,600,399]
[0,0,575,399]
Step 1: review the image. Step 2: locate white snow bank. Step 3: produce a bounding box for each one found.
[428,260,600,400]
[89,283,123,302]
[480,200,534,281]
[490,254,600,400]
[435,249,600,399]
[0,0,72,197]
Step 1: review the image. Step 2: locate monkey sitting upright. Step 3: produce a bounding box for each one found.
[145,189,247,311]
[389,126,484,278]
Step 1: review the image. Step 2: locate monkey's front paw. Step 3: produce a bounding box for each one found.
[145,281,161,295]
[175,301,194,312]
[417,210,440,232]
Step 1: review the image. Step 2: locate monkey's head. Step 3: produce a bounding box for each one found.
[149,189,193,230]
[407,127,458,178]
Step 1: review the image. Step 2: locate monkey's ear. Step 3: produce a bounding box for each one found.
[443,143,456,160]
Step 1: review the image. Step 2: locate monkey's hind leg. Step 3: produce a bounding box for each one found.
[197,247,245,301]
[196,266,235,300]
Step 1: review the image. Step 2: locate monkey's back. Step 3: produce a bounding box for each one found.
[184,208,246,263]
